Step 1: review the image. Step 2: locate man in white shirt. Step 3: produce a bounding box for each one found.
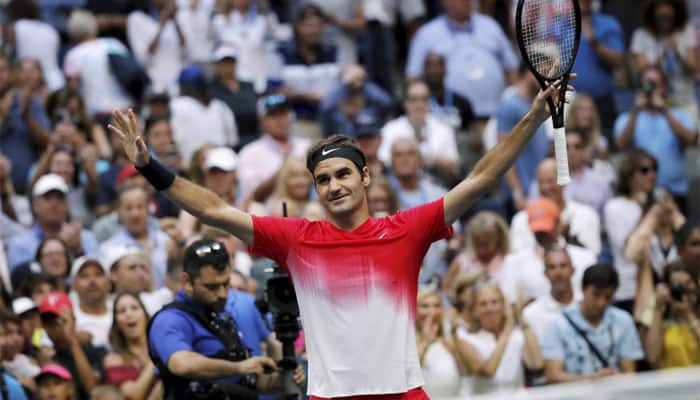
[523,245,577,340]
[512,158,602,255]
[501,198,596,303]
[237,95,311,200]
[70,257,112,349]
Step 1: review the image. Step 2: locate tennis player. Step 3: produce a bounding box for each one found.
[109,79,570,400]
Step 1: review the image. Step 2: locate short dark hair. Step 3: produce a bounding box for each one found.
[616,150,657,196]
[306,135,366,175]
[35,237,71,275]
[582,263,619,290]
[543,244,571,264]
[144,114,170,134]
[663,259,694,284]
[675,222,700,250]
[17,273,57,299]
[294,3,324,24]
[642,0,688,34]
[182,239,230,278]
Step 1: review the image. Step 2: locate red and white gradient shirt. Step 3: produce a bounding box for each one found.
[250,199,452,397]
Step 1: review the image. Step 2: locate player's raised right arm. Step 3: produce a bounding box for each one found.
[109,109,254,246]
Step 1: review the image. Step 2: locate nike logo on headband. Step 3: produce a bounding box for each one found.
[321,148,340,156]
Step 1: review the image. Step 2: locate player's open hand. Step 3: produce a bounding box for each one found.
[530,73,576,123]
[109,109,149,167]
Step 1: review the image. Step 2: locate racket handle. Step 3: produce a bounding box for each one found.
[553,127,570,185]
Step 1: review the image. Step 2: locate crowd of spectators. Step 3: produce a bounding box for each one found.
[0,0,698,399]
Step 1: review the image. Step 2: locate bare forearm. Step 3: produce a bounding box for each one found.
[615,111,638,150]
[478,330,512,377]
[121,364,158,400]
[70,341,98,392]
[546,369,596,383]
[663,110,697,146]
[624,213,656,263]
[593,42,624,67]
[644,311,664,367]
[522,328,544,371]
[23,116,50,147]
[168,351,240,379]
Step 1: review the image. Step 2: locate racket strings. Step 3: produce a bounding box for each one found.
[520,0,577,79]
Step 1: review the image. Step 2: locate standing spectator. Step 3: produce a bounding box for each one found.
[632,0,699,121]
[70,257,112,349]
[496,68,550,209]
[18,59,50,105]
[208,46,260,149]
[379,80,459,181]
[676,223,700,276]
[11,237,71,295]
[5,174,100,270]
[615,66,696,210]
[540,264,644,383]
[5,0,65,92]
[571,0,625,137]
[39,292,107,400]
[265,156,313,218]
[237,95,311,199]
[63,10,133,117]
[445,211,509,288]
[212,0,272,91]
[85,0,145,45]
[143,115,182,175]
[100,185,171,289]
[103,292,160,399]
[0,55,51,195]
[366,177,398,217]
[406,0,519,119]
[271,4,340,139]
[127,0,187,94]
[306,0,366,65]
[458,282,543,395]
[169,65,238,164]
[642,261,700,369]
[603,150,658,310]
[512,158,602,256]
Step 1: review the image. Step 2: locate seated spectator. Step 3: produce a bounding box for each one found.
[31,146,99,226]
[265,156,313,217]
[379,80,459,182]
[614,66,696,212]
[11,297,42,356]
[500,198,596,303]
[514,158,602,256]
[445,211,509,289]
[70,257,112,349]
[366,177,399,218]
[208,46,260,149]
[271,4,340,138]
[143,115,183,175]
[103,292,160,398]
[200,228,253,278]
[415,287,461,399]
[523,246,578,340]
[352,117,386,179]
[36,364,74,400]
[18,59,50,105]
[17,274,58,306]
[307,0,366,65]
[6,174,100,270]
[0,312,40,391]
[496,67,550,210]
[631,0,698,121]
[676,223,700,277]
[406,0,518,119]
[604,150,658,312]
[5,0,65,92]
[170,65,239,164]
[101,185,170,288]
[541,264,644,383]
[64,10,132,116]
[457,282,542,395]
[127,0,187,93]
[422,53,474,133]
[0,54,51,195]
[237,95,311,199]
[84,0,143,45]
[39,292,107,400]
[641,261,700,369]
[11,237,70,294]
[565,94,614,178]
[45,88,112,161]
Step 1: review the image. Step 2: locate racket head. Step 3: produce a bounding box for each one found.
[515,0,581,82]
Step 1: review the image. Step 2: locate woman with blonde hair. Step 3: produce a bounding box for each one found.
[444,211,509,291]
[266,156,313,217]
[415,287,462,399]
[456,282,542,395]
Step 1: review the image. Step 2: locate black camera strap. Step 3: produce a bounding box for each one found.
[562,312,610,369]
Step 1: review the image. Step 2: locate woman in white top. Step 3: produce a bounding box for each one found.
[6,0,65,91]
[415,288,461,400]
[457,282,542,395]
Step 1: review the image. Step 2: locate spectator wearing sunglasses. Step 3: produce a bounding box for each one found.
[614,65,697,213]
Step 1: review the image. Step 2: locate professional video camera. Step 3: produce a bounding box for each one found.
[265,263,302,399]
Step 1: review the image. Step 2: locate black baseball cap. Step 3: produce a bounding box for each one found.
[258,94,290,116]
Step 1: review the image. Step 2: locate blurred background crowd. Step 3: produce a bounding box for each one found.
[0,0,699,399]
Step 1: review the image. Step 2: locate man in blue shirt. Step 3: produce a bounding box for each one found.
[406,0,519,118]
[148,239,289,400]
[571,0,625,138]
[540,263,644,383]
[614,66,697,211]
[225,288,278,358]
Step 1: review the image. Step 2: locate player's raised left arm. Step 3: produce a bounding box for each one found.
[443,77,572,226]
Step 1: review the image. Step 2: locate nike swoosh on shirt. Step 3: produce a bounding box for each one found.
[321,147,340,156]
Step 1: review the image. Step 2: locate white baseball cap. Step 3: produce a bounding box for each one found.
[102,244,144,271]
[32,174,69,197]
[70,256,107,280]
[203,147,238,172]
[213,46,238,63]
[12,297,38,316]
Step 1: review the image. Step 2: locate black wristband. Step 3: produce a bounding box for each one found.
[136,158,176,191]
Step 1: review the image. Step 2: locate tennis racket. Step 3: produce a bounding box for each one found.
[515,0,581,185]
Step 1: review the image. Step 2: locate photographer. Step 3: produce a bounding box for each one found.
[147,239,297,400]
[642,261,700,369]
[614,65,696,212]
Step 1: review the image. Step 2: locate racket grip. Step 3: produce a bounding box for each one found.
[553,127,571,185]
